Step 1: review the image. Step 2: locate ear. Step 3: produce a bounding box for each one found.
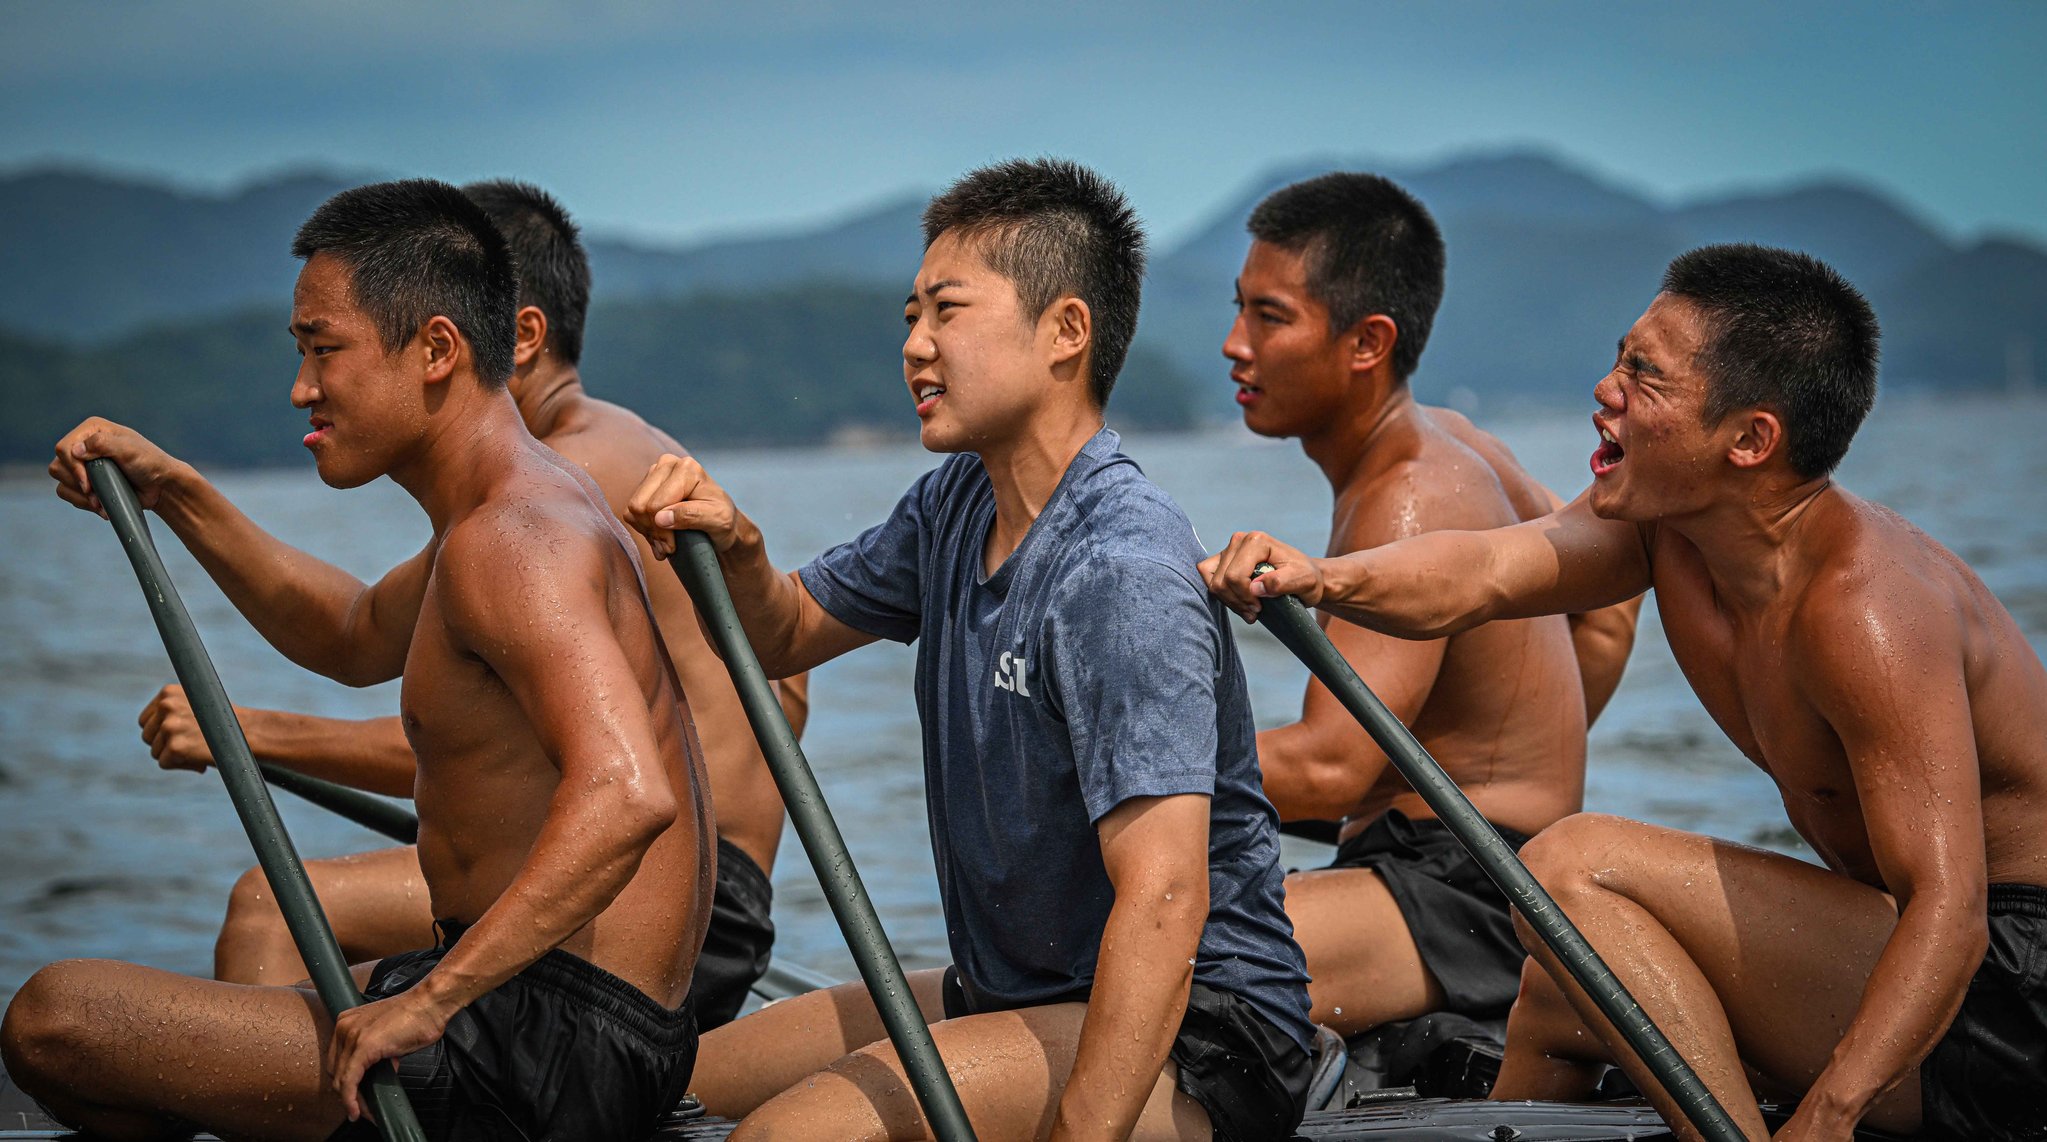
[1345,314,1399,376]
[420,316,463,385]
[1726,408,1785,469]
[512,306,548,368]
[1045,296,1092,370]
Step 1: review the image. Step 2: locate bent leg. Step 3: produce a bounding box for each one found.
[217,844,433,985]
[1495,814,1920,1139]
[1,958,349,1141]
[730,1001,1208,1142]
[1283,867,1444,1035]
[691,967,951,1117]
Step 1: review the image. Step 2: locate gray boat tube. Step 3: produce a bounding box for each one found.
[87,458,426,1142]
[670,530,978,1142]
[1251,579,1746,1142]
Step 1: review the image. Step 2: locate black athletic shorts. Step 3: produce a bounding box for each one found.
[686,836,776,1030]
[330,920,697,1142]
[1326,809,1532,1018]
[940,967,1313,1142]
[1920,883,2047,1141]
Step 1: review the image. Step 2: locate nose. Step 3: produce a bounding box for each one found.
[291,358,318,410]
[1222,312,1252,365]
[1593,368,1625,413]
[902,316,935,373]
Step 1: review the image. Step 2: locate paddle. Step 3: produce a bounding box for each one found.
[87,459,425,1142]
[257,763,419,844]
[1249,572,1746,1142]
[668,530,978,1142]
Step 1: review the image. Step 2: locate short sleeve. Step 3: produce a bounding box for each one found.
[1043,554,1221,821]
[797,472,935,644]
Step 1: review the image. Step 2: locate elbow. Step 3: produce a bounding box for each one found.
[604,779,679,850]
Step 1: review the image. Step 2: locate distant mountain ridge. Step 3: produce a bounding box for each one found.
[1,151,2039,416]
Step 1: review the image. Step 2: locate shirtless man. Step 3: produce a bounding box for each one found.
[1205,244,2047,1141]
[629,159,1315,1141]
[1224,172,1637,1039]
[134,179,797,1029]
[1,179,712,1141]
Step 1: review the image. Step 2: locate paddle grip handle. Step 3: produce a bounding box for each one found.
[88,458,426,1142]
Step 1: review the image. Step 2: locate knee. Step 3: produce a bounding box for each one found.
[2,961,99,1090]
[220,866,285,936]
[1519,812,1631,893]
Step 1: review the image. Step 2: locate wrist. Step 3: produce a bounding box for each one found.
[152,460,207,524]
[1318,555,1361,604]
[412,964,477,1019]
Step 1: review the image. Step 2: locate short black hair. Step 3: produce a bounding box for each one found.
[291,178,518,388]
[1661,244,1880,478]
[921,158,1145,407]
[462,180,592,365]
[1246,172,1446,381]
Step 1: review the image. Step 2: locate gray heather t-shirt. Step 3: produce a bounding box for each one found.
[799,428,1313,1048]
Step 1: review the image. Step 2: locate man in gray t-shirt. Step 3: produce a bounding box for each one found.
[627,160,1313,1142]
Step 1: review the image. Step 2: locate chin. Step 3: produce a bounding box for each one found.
[311,453,380,491]
[917,420,971,455]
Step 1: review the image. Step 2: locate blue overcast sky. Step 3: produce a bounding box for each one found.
[4,0,2041,248]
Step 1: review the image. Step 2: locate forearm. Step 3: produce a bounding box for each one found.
[415,784,673,1010]
[1256,722,1385,822]
[238,709,417,797]
[1315,530,1504,639]
[1806,892,1984,1121]
[1052,888,1206,1141]
[714,516,818,677]
[152,469,385,682]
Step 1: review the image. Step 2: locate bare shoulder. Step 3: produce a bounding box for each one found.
[435,465,618,636]
[544,399,687,512]
[1333,424,1520,551]
[1790,493,1971,675]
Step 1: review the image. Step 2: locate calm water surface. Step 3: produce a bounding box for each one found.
[2,394,2043,1004]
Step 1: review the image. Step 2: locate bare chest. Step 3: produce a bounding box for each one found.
[1653,543,1880,876]
[397,581,534,773]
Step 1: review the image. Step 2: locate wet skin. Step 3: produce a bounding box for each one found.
[138,299,802,984]
[623,231,1216,1140]
[1,251,713,1140]
[1221,239,1602,1035]
[1205,292,2047,1140]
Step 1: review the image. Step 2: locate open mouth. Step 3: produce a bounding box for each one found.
[913,383,945,417]
[1591,419,1625,476]
[1234,378,1262,407]
[303,416,333,448]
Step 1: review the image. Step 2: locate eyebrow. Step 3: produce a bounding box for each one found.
[1616,337,1662,376]
[291,318,330,336]
[907,278,968,306]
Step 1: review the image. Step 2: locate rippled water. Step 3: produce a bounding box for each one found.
[3,393,2043,1004]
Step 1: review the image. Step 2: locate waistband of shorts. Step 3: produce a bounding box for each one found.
[715,835,772,898]
[434,919,695,1046]
[1337,808,1532,858]
[1987,883,2047,918]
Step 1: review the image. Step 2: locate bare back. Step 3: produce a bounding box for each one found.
[1323,408,1587,839]
[401,439,712,1006]
[539,396,786,873]
[1646,489,2047,888]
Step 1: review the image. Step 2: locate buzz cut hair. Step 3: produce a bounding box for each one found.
[461,180,592,366]
[921,158,1146,407]
[291,178,518,388]
[1246,172,1446,381]
[1662,244,1880,478]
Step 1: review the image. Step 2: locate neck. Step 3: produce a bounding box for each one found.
[1665,473,1837,611]
[509,359,587,440]
[1300,373,1416,491]
[387,383,533,534]
[977,401,1104,555]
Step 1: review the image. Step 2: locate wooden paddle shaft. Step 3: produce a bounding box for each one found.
[87,459,426,1142]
